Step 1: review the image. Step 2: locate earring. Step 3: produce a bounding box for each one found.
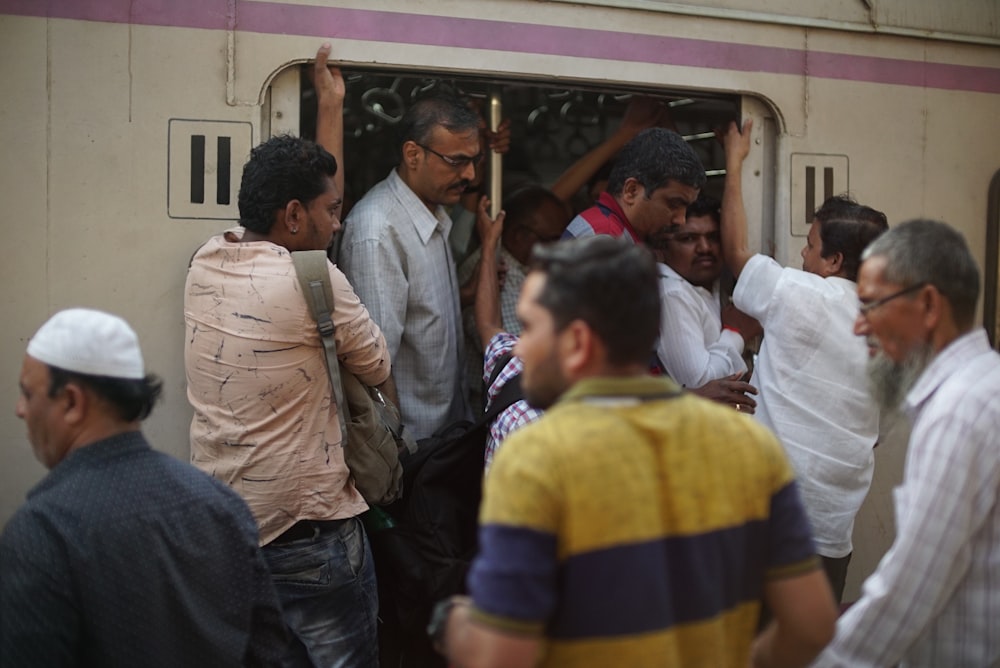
[291,227,299,234]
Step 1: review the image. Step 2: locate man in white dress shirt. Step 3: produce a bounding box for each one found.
[339,92,482,439]
[651,193,760,411]
[721,119,888,603]
[812,219,1000,666]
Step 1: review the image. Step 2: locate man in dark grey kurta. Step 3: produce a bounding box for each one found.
[0,308,287,667]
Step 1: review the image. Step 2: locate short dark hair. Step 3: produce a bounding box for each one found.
[503,185,566,233]
[530,236,660,367]
[812,195,889,281]
[606,128,706,198]
[863,219,980,330]
[47,366,163,422]
[686,192,721,224]
[397,91,480,150]
[237,135,338,234]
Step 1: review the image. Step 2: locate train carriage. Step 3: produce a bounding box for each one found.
[2,0,999,601]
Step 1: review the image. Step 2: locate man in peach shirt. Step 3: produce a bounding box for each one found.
[185,45,394,668]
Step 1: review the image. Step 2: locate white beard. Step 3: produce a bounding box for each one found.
[866,342,934,412]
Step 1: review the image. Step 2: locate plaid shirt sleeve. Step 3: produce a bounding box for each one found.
[482,333,543,472]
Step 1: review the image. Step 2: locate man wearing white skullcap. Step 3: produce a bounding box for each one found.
[0,308,289,666]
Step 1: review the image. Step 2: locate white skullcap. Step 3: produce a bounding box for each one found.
[26,308,145,380]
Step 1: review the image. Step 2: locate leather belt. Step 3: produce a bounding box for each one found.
[270,518,348,544]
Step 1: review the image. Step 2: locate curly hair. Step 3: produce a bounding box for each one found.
[606,128,706,198]
[237,135,337,234]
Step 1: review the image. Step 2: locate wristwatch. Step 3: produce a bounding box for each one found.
[427,596,460,648]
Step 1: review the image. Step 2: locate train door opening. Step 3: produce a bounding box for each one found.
[264,63,768,227]
[986,170,1000,349]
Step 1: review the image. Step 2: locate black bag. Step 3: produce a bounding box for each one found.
[369,364,523,667]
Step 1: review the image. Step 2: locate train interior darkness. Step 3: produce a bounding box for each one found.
[296,65,742,217]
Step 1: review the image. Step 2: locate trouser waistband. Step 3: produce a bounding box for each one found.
[270,518,350,545]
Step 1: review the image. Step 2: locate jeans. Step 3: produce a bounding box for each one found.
[262,517,379,668]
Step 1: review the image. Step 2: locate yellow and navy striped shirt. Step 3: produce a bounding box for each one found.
[468,375,818,667]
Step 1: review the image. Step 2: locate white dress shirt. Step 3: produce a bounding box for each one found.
[656,262,746,387]
[340,169,470,440]
[812,329,1000,667]
[733,254,878,558]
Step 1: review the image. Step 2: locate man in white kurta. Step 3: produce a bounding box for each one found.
[721,118,888,601]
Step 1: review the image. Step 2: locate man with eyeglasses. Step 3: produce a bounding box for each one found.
[340,91,487,439]
[649,193,761,412]
[721,119,888,604]
[812,219,1000,667]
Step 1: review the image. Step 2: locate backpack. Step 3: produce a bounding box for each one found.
[368,362,524,667]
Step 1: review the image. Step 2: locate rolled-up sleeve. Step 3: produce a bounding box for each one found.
[330,263,391,387]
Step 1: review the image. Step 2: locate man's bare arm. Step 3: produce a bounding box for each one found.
[312,43,346,219]
[751,568,837,668]
[720,118,754,277]
[441,597,542,668]
[473,196,507,351]
[550,96,668,203]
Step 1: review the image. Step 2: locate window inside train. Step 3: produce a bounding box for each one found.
[293,66,742,218]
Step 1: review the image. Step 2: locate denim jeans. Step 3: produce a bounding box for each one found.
[262,517,378,668]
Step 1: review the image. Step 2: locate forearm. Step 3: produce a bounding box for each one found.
[550,126,633,202]
[442,599,540,668]
[720,120,754,277]
[753,620,826,668]
[754,569,837,668]
[475,241,504,350]
[317,95,344,216]
[721,165,751,277]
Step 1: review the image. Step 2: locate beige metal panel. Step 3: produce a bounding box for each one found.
[227,3,810,132]
[0,16,52,525]
[268,67,301,137]
[844,413,910,602]
[548,0,1000,44]
[0,18,253,527]
[921,86,1000,288]
[779,76,927,231]
[875,0,1000,41]
[84,22,254,477]
[634,0,870,24]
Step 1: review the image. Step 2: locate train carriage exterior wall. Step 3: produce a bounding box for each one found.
[2,0,998,602]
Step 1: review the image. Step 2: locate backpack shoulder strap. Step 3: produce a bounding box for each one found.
[291,250,351,441]
[481,354,523,426]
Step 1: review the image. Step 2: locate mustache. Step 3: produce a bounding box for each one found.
[454,180,472,191]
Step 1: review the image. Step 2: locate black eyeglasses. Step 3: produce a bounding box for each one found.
[416,143,483,169]
[858,282,926,317]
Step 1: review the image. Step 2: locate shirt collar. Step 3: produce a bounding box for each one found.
[658,262,719,298]
[558,375,682,406]
[596,191,640,243]
[27,431,148,500]
[388,169,451,245]
[903,329,991,419]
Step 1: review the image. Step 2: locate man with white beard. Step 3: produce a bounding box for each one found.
[812,219,1000,667]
